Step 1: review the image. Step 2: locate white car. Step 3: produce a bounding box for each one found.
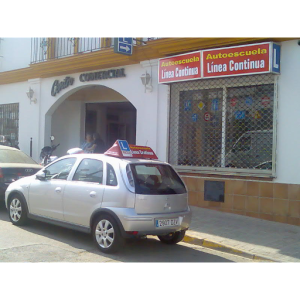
[5,140,192,253]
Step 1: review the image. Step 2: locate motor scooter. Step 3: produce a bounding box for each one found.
[40,136,60,166]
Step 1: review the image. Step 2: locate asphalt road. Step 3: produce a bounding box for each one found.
[0,202,252,263]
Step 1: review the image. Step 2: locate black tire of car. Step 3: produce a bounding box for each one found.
[158,230,186,245]
[92,214,124,254]
[8,195,28,226]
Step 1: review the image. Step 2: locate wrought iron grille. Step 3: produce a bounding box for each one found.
[169,74,276,173]
[0,103,19,147]
[30,37,160,64]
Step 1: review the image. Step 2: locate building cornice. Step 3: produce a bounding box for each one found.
[0,37,296,85]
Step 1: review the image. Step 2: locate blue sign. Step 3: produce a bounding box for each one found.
[245,96,253,106]
[272,43,281,74]
[211,98,219,111]
[191,114,198,122]
[118,140,131,152]
[184,100,192,111]
[234,111,246,120]
[114,38,133,56]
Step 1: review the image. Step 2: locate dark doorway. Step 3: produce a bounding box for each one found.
[85,102,136,150]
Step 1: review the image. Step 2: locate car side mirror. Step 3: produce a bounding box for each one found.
[36,170,46,181]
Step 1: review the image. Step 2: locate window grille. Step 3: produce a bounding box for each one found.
[168,74,276,174]
[0,103,19,147]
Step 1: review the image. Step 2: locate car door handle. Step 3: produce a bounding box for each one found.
[90,191,97,198]
[55,187,62,193]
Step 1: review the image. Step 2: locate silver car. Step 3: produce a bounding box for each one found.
[5,152,191,253]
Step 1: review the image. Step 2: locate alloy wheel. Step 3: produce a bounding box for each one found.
[10,198,22,222]
[95,219,115,249]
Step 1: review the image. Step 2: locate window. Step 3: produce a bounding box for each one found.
[44,158,77,180]
[0,149,37,164]
[0,103,19,148]
[106,163,117,186]
[130,164,186,195]
[72,159,103,183]
[169,74,276,173]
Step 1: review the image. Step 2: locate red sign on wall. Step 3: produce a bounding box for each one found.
[158,51,201,83]
[202,43,270,78]
[158,42,279,84]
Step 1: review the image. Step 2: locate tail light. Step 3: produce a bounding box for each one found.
[0,167,3,179]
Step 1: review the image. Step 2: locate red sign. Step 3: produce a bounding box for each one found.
[202,43,270,78]
[104,140,158,159]
[158,51,201,83]
[261,96,270,107]
[129,145,158,159]
[230,98,238,107]
[204,112,211,122]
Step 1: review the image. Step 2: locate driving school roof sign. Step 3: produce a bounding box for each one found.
[158,42,280,83]
[104,140,158,159]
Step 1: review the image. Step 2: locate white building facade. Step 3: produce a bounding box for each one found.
[0,37,300,225]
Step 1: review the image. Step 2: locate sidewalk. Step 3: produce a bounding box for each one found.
[183,206,300,262]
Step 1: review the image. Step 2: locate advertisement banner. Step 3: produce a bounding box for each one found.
[158,51,201,83]
[158,42,280,84]
[202,43,271,78]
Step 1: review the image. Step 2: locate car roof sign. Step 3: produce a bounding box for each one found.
[104,140,158,159]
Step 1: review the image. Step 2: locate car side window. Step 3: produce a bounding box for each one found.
[44,158,77,180]
[106,163,117,186]
[72,158,103,184]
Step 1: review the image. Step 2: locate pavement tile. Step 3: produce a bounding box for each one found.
[186,206,300,262]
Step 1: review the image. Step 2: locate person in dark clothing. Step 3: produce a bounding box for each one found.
[87,133,106,153]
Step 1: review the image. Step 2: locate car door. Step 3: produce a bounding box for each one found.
[63,158,105,227]
[28,157,77,220]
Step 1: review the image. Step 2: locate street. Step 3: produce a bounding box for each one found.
[0,203,252,263]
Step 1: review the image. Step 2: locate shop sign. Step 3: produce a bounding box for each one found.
[158,42,280,83]
[79,68,125,82]
[203,43,272,78]
[158,51,201,84]
[51,76,74,96]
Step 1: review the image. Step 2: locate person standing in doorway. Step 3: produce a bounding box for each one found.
[81,133,94,153]
[87,132,106,153]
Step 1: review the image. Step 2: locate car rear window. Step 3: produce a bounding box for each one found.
[130,163,186,195]
[0,149,38,164]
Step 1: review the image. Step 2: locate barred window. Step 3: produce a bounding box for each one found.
[169,74,276,174]
[0,103,19,148]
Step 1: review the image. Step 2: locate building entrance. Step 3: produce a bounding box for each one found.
[85,102,136,151]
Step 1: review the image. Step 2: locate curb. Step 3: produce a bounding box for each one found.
[183,234,276,262]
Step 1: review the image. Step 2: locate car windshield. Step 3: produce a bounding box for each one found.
[130,163,186,195]
[0,149,38,164]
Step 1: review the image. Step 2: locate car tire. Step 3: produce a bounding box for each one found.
[158,230,186,245]
[92,214,124,254]
[8,195,28,226]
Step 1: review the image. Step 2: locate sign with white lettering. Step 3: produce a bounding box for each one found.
[158,51,201,84]
[158,42,281,83]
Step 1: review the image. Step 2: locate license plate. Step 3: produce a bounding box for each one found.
[156,218,179,228]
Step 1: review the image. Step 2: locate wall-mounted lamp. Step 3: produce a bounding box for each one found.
[26,87,37,104]
[140,71,153,93]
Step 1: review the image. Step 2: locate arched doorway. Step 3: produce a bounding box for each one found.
[49,85,136,156]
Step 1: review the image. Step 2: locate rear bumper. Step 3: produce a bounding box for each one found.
[0,183,9,201]
[110,206,192,236]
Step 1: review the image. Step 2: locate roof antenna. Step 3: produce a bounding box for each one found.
[145,140,148,146]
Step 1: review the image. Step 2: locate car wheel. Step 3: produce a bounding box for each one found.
[158,230,186,245]
[92,214,124,254]
[8,196,28,226]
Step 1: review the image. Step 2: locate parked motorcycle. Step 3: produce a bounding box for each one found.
[40,136,60,166]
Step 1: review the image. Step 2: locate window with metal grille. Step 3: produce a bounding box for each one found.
[168,74,276,175]
[0,103,19,148]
